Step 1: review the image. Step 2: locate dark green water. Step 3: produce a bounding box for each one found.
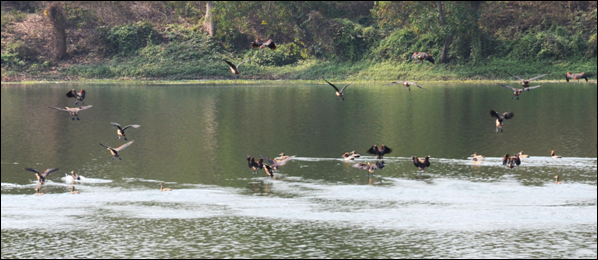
[1,82,597,258]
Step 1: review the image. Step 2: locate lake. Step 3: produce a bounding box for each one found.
[1,82,597,258]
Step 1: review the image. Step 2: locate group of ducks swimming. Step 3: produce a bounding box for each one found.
[27,89,148,195]
[248,144,431,177]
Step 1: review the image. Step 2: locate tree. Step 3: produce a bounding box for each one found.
[45,2,67,60]
[204,1,216,37]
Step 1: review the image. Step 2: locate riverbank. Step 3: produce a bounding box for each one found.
[2,58,596,83]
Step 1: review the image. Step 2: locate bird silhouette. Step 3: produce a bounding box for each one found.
[508,73,547,88]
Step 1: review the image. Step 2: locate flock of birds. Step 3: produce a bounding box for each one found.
[27,89,144,195]
[23,39,593,194]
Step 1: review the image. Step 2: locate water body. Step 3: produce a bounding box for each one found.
[2,82,597,258]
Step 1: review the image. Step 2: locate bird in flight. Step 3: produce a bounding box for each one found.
[490,110,514,133]
[66,89,86,105]
[323,78,351,101]
[24,168,59,185]
[386,81,426,91]
[507,73,547,88]
[100,140,135,161]
[498,84,541,100]
[223,59,250,75]
[111,122,140,141]
[49,105,93,120]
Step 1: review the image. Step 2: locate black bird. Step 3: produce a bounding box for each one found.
[367,145,392,160]
[490,110,514,133]
[111,122,140,141]
[66,89,86,105]
[100,140,135,160]
[24,168,59,185]
[508,73,547,88]
[502,154,521,168]
[223,59,250,75]
[323,78,351,101]
[412,156,431,171]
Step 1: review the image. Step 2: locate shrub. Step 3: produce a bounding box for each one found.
[245,43,302,66]
[100,21,160,55]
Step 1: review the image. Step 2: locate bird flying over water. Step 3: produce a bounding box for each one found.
[490,110,514,133]
[502,154,521,168]
[111,122,140,141]
[412,156,431,171]
[49,105,93,120]
[566,72,589,83]
[100,140,134,161]
[508,73,547,88]
[66,89,86,105]
[386,81,425,91]
[323,78,351,101]
[498,84,541,100]
[24,168,59,185]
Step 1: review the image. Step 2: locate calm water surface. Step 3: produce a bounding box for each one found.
[1,82,597,258]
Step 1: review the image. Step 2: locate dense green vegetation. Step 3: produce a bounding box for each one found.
[1,1,596,82]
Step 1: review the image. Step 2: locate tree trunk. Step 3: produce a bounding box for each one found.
[45,2,67,60]
[437,1,451,64]
[204,1,216,37]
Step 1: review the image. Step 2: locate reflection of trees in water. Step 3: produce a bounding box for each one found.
[200,96,219,176]
[247,181,272,196]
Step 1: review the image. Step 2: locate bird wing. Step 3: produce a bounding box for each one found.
[115,140,134,152]
[508,73,524,81]
[423,157,431,167]
[122,125,141,131]
[273,155,296,167]
[42,168,60,178]
[502,155,509,165]
[110,122,123,130]
[424,55,435,63]
[412,156,422,168]
[49,106,69,112]
[76,105,93,111]
[527,74,547,81]
[374,161,385,170]
[367,145,378,155]
[223,59,236,70]
[259,154,276,165]
[79,89,86,99]
[490,110,501,119]
[236,59,250,68]
[323,79,340,92]
[99,143,112,149]
[339,83,352,93]
[502,112,515,120]
[498,84,517,91]
[385,81,401,85]
[66,90,77,98]
[405,81,425,89]
[381,145,392,154]
[24,168,40,175]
